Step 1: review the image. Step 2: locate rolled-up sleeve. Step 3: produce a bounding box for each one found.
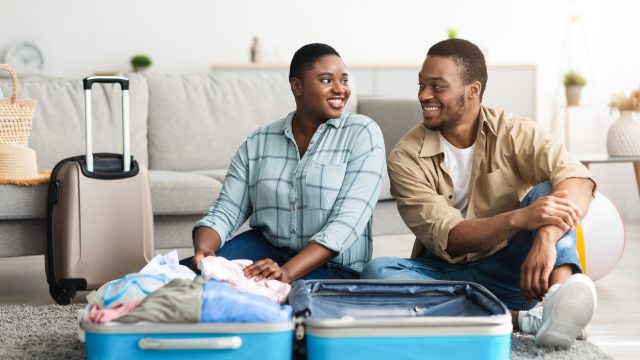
[388,155,465,263]
[309,121,386,253]
[193,141,253,246]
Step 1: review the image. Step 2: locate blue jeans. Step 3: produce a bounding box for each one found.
[180,229,360,280]
[360,182,582,310]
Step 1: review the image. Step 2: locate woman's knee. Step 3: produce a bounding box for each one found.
[360,257,399,279]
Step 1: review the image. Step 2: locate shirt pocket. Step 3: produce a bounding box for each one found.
[305,160,347,210]
[473,167,518,218]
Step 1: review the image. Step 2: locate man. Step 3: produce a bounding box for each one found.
[361,39,597,348]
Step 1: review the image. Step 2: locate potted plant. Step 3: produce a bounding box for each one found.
[563,70,586,106]
[447,28,458,39]
[606,88,640,156]
[130,54,152,72]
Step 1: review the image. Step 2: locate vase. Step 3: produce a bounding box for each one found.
[607,111,640,156]
[565,86,582,106]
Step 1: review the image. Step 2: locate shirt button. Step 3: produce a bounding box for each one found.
[290,228,296,235]
[448,195,453,199]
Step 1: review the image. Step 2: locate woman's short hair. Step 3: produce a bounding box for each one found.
[289,43,340,80]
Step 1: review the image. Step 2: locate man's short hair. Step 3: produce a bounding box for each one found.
[289,43,340,80]
[427,39,488,101]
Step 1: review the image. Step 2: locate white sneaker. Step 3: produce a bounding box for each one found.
[519,301,590,340]
[533,274,597,347]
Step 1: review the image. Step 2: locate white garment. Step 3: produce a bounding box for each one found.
[140,250,197,281]
[198,256,291,304]
[440,134,475,217]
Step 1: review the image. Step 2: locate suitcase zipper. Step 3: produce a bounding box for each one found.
[294,316,305,341]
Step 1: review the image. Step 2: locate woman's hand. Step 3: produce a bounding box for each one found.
[191,246,215,272]
[191,227,222,272]
[243,258,292,283]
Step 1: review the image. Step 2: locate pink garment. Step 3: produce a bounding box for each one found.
[88,301,142,324]
[198,256,291,304]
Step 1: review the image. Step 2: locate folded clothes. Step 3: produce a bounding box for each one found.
[87,301,142,324]
[87,273,169,309]
[199,256,291,304]
[86,251,194,308]
[116,277,292,324]
[117,277,205,324]
[141,250,196,281]
[201,279,292,323]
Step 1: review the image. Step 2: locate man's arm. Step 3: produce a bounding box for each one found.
[520,177,595,301]
[446,188,583,257]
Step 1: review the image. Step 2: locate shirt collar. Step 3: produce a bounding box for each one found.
[480,105,499,137]
[281,111,349,134]
[419,105,497,158]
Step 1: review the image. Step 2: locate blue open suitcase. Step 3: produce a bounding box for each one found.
[80,280,512,360]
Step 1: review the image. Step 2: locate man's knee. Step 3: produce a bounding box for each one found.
[522,181,553,205]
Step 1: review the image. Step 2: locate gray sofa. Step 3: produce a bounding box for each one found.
[0,72,421,258]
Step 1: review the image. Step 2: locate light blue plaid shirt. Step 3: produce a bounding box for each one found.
[194,111,385,272]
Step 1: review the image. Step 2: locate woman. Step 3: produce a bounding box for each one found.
[183,43,385,283]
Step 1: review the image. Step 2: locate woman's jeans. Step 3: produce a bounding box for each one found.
[360,181,582,310]
[179,229,360,280]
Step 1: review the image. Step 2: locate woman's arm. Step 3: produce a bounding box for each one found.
[191,141,253,268]
[243,243,334,282]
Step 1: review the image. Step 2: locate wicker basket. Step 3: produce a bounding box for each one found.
[0,64,37,145]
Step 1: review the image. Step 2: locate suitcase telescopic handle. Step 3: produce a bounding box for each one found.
[82,76,131,172]
[138,336,243,350]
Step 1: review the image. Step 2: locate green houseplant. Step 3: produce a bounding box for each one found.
[563,70,586,106]
[447,28,458,39]
[130,54,152,72]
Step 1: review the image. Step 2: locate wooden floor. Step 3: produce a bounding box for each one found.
[0,220,638,359]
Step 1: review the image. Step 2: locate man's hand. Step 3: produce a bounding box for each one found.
[520,232,557,302]
[243,258,293,283]
[513,190,582,232]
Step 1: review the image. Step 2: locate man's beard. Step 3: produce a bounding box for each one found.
[424,91,467,132]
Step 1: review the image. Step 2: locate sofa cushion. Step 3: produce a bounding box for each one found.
[148,170,222,216]
[192,169,228,183]
[146,72,357,171]
[0,183,48,220]
[357,97,422,158]
[0,73,149,169]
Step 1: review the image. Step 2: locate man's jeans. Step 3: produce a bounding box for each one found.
[180,229,360,280]
[360,182,582,310]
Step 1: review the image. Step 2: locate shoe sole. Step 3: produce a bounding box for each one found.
[534,274,597,348]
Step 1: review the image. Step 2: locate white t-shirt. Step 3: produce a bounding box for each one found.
[440,134,475,217]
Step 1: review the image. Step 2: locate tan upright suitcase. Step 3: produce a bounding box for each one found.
[45,76,154,305]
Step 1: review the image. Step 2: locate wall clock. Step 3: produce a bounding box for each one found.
[4,41,45,73]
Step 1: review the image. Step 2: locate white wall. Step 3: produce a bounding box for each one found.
[2,0,639,218]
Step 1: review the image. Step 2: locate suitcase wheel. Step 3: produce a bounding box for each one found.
[49,283,76,305]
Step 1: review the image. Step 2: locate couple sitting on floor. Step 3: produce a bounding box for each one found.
[179,40,597,348]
